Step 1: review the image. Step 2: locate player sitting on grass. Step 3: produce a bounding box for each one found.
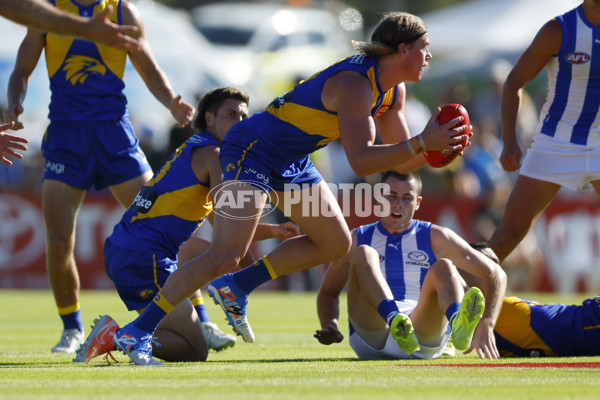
[314,170,507,360]
[74,87,299,365]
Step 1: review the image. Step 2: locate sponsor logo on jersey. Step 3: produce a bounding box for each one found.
[243,167,270,185]
[45,160,65,174]
[130,187,158,213]
[63,55,107,85]
[566,52,590,64]
[406,250,430,267]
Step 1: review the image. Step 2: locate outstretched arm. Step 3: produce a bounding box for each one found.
[122,1,195,127]
[253,221,301,242]
[314,231,356,345]
[0,122,29,165]
[0,0,140,51]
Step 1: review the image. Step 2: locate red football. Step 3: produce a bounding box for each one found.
[423,103,471,168]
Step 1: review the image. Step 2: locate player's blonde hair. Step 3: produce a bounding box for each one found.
[353,12,427,57]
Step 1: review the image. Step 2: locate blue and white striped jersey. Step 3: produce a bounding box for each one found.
[539,5,600,146]
[355,220,437,307]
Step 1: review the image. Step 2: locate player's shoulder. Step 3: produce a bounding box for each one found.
[190,138,220,163]
[536,18,562,43]
[428,223,460,245]
[120,0,142,27]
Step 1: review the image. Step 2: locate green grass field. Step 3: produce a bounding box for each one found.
[1,289,599,399]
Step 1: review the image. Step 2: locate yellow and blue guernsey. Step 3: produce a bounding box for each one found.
[494,296,600,357]
[220,54,398,190]
[107,132,217,258]
[45,0,127,121]
[104,131,217,310]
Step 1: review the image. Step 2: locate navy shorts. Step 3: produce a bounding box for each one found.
[104,237,176,311]
[41,117,151,191]
[220,119,322,193]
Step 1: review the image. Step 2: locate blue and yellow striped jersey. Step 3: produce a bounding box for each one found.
[494,296,600,357]
[260,54,398,153]
[45,0,127,121]
[108,132,218,257]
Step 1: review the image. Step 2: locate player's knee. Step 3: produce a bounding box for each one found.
[45,230,75,255]
[186,347,208,362]
[429,258,459,282]
[153,343,208,363]
[205,249,243,277]
[325,229,352,261]
[354,244,378,263]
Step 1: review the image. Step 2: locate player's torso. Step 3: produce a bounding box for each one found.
[110,132,218,255]
[539,5,600,146]
[495,296,600,357]
[45,0,127,121]
[356,220,436,304]
[260,54,398,154]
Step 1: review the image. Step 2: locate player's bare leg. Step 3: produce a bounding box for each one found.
[43,179,86,353]
[488,176,560,263]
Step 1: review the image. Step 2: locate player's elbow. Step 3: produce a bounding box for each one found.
[347,158,373,177]
[483,263,507,292]
[495,265,508,291]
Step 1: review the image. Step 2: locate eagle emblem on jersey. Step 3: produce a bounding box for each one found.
[139,289,155,300]
[63,55,107,85]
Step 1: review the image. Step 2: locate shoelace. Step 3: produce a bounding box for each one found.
[104,351,118,365]
[137,334,161,355]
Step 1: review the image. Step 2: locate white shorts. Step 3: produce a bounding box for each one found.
[348,301,451,360]
[520,134,600,191]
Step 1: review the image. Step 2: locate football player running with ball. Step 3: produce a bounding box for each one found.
[107,12,471,365]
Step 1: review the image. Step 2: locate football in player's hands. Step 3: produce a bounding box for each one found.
[423,103,471,168]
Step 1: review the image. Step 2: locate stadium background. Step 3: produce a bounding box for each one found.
[1,0,596,294]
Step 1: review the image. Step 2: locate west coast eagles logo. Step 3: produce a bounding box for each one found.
[139,289,155,300]
[63,55,107,85]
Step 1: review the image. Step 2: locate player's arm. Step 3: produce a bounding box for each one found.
[314,230,357,345]
[500,19,561,171]
[6,29,45,131]
[122,1,195,127]
[328,71,466,176]
[0,0,139,50]
[431,225,507,359]
[376,83,428,172]
[252,222,301,242]
[0,122,29,166]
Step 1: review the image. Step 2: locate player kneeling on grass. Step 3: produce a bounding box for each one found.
[73,87,300,365]
[314,171,506,360]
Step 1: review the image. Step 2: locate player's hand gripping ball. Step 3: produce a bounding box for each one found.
[423,103,471,168]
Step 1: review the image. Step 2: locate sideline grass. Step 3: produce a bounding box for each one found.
[1,289,599,399]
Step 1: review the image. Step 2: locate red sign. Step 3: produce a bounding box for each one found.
[2,191,600,293]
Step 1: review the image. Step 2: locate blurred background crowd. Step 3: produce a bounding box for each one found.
[3,0,600,295]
